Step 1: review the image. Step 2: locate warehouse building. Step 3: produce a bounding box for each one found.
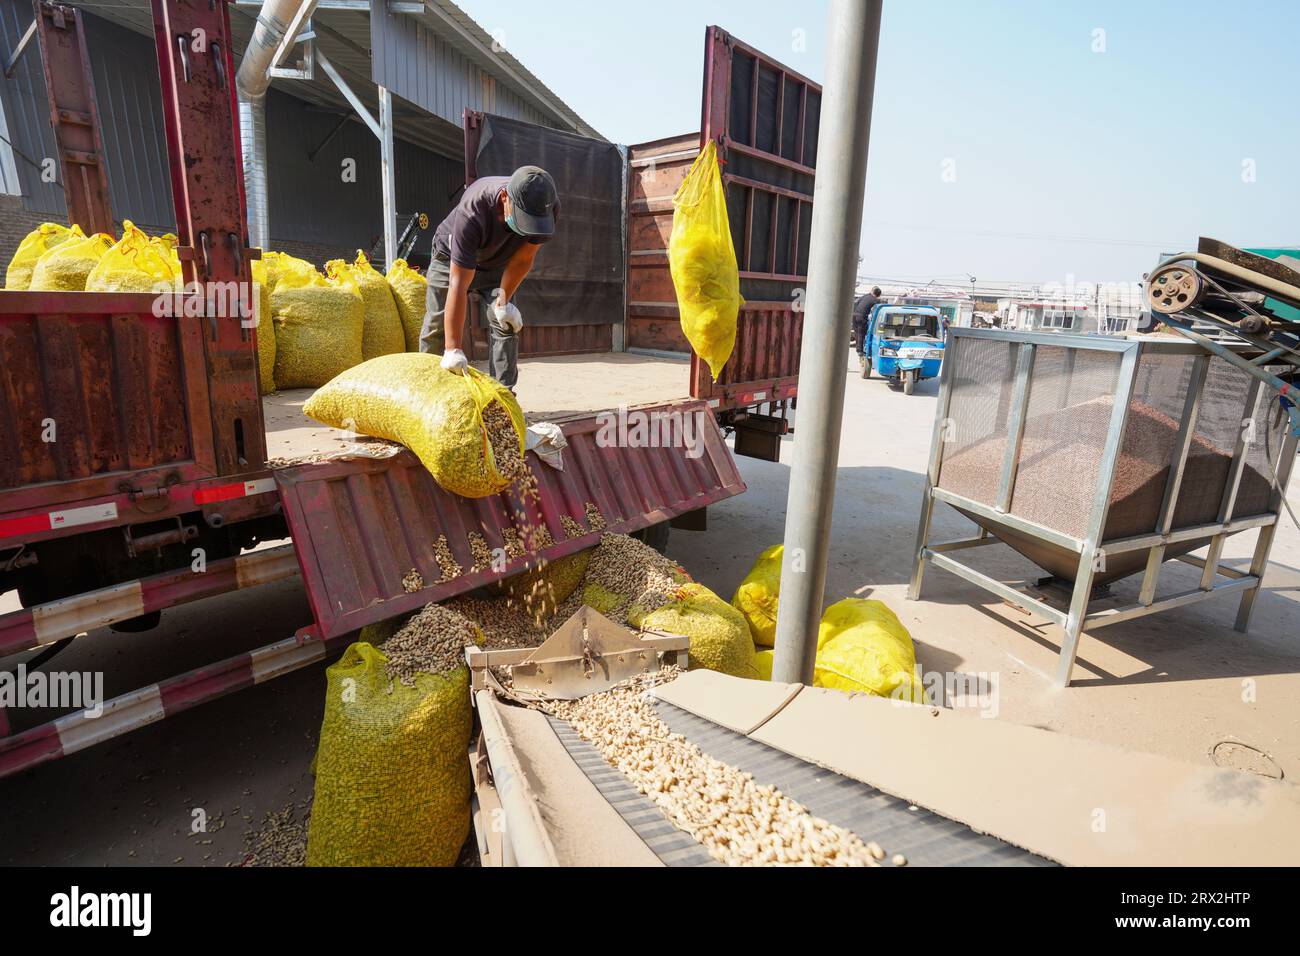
[0,0,600,266]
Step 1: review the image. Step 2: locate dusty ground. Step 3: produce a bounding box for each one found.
[2,348,1298,864]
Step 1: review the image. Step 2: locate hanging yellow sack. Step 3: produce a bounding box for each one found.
[306,641,471,867]
[85,221,181,292]
[387,258,428,352]
[813,599,924,703]
[249,258,276,394]
[302,353,526,498]
[629,582,759,680]
[668,140,743,381]
[5,223,80,290]
[731,543,783,647]
[327,251,405,360]
[29,230,114,292]
[270,258,364,388]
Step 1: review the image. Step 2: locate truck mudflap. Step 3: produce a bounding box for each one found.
[276,399,746,642]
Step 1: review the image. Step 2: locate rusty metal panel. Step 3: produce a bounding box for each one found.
[626,133,698,354]
[0,291,215,504]
[468,317,612,359]
[275,399,746,642]
[152,0,265,474]
[690,25,819,410]
[623,28,816,410]
[33,0,114,234]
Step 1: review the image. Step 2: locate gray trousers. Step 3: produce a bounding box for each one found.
[418,257,518,389]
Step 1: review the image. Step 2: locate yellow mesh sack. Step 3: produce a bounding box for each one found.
[305,641,470,867]
[302,353,526,498]
[668,140,743,380]
[731,543,782,647]
[629,582,758,680]
[387,258,428,352]
[250,258,276,394]
[327,251,405,360]
[5,222,80,290]
[259,250,311,293]
[270,258,364,388]
[754,648,774,681]
[85,221,181,292]
[29,231,114,291]
[814,598,924,702]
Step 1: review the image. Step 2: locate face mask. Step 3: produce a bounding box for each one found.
[505,212,527,237]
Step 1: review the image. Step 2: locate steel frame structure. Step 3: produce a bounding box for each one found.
[909,328,1298,687]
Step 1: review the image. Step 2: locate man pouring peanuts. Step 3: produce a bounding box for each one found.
[419,165,560,389]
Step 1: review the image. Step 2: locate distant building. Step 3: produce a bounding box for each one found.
[997,299,1092,333]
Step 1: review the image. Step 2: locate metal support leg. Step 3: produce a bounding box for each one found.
[1235,428,1299,631]
[909,336,958,601]
[1203,380,1263,589]
[379,85,396,271]
[1057,547,1099,687]
[1056,345,1141,687]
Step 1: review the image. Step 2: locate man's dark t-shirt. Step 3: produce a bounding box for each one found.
[432,176,559,271]
[852,293,881,347]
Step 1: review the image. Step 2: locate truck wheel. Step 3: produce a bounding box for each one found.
[903,374,915,396]
[633,520,671,555]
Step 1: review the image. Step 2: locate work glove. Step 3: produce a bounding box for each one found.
[492,299,523,334]
[440,348,468,373]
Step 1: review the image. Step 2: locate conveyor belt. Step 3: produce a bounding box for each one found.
[654,702,1054,867]
[545,717,717,866]
[544,703,1056,867]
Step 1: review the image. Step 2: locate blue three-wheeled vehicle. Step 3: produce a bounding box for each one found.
[860,305,946,394]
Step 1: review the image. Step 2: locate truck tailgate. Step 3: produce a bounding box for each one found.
[275,399,745,642]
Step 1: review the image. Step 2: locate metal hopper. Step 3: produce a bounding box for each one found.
[910,328,1297,686]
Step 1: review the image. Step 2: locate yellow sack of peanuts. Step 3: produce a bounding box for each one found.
[306,641,471,866]
[731,543,783,647]
[327,251,405,360]
[303,353,526,498]
[668,140,743,381]
[30,230,113,291]
[5,222,80,290]
[270,257,364,388]
[85,221,181,292]
[387,258,428,352]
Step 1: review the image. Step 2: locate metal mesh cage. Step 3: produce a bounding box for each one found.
[933,334,1284,583]
[1236,369,1288,519]
[1009,347,1126,539]
[935,337,1016,506]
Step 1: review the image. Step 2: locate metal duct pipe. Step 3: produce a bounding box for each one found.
[236,0,306,251]
[771,0,884,685]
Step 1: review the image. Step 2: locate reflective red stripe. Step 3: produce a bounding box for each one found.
[0,513,52,539]
[193,483,247,505]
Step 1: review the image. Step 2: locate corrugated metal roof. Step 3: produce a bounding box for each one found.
[51,0,601,158]
[414,0,602,139]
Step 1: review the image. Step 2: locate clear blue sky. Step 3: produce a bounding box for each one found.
[457,0,1298,286]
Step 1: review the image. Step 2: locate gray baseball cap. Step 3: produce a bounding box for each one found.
[505,166,558,236]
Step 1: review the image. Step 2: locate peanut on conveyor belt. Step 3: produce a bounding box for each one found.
[543,669,899,867]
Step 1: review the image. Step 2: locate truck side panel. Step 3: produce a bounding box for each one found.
[0,291,214,511]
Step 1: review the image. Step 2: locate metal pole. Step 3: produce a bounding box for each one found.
[379,85,397,271]
[771,0,883,685]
